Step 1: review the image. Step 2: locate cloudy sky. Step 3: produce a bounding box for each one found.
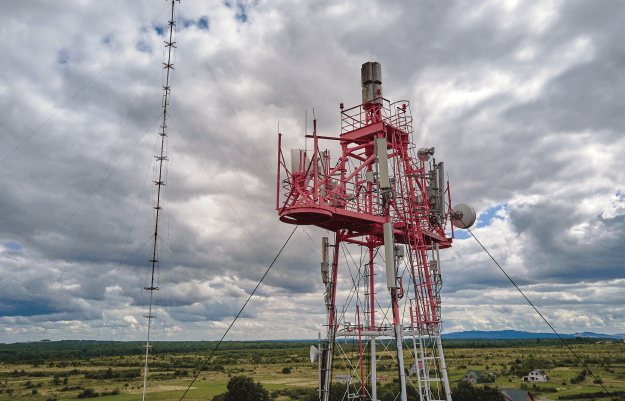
[0,0,624,344]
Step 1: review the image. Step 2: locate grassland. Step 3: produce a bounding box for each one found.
[0,340,624,400]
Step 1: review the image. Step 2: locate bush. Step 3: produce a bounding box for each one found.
[32,389,38,394]
[224,376,270,401]
[77,388,99,399]
[449,382,505,401]
[271,387,317,401]
[557,390,625,399]
[282,367,291,374]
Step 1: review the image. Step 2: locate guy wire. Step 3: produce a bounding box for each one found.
[178,225,298,401]
[459,219,614,399]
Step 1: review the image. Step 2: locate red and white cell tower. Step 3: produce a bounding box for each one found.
[276,62,475,401]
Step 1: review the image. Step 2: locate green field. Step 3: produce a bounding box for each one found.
[0,339,623,400]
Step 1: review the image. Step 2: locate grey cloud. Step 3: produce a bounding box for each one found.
[1,0,625,341]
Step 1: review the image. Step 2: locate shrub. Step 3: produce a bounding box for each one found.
[451,382,505,401]
[224,376,269,401]
[77,388,99,399]
[32,389,38,394]
[282,367,291,374]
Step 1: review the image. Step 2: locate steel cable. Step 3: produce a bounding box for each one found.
[178,225,298,401]
[463,224,615,399]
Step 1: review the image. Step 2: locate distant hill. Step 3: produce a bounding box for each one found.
[571,332,625,339]
[442,330,625,340]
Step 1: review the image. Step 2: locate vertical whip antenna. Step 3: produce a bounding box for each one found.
[142,1,179,400]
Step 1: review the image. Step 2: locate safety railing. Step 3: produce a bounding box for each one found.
[340,99,414,135]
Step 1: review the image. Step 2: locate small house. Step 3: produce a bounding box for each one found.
[409,362,423,377]
[462,370,481,384]
[462,370,495,384]
[522,369,547,383]
[499,389,535,401]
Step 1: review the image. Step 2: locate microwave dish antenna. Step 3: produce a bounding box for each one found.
[451,204,477,229]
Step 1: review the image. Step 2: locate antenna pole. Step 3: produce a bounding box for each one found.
[142,1,179,400]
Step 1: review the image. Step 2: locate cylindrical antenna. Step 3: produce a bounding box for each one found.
[361,62,382,104]
[305,110,307,153]
[438,162,445,216]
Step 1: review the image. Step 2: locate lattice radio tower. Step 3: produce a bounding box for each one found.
[277,62,476,401]
[142,1,179,400]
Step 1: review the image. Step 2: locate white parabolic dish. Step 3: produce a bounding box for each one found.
[451,204,477,229]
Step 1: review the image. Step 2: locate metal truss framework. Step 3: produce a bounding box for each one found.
[277,62,455,401]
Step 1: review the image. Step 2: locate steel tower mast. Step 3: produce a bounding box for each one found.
[277,62,475,401]
[142,1,179,400]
